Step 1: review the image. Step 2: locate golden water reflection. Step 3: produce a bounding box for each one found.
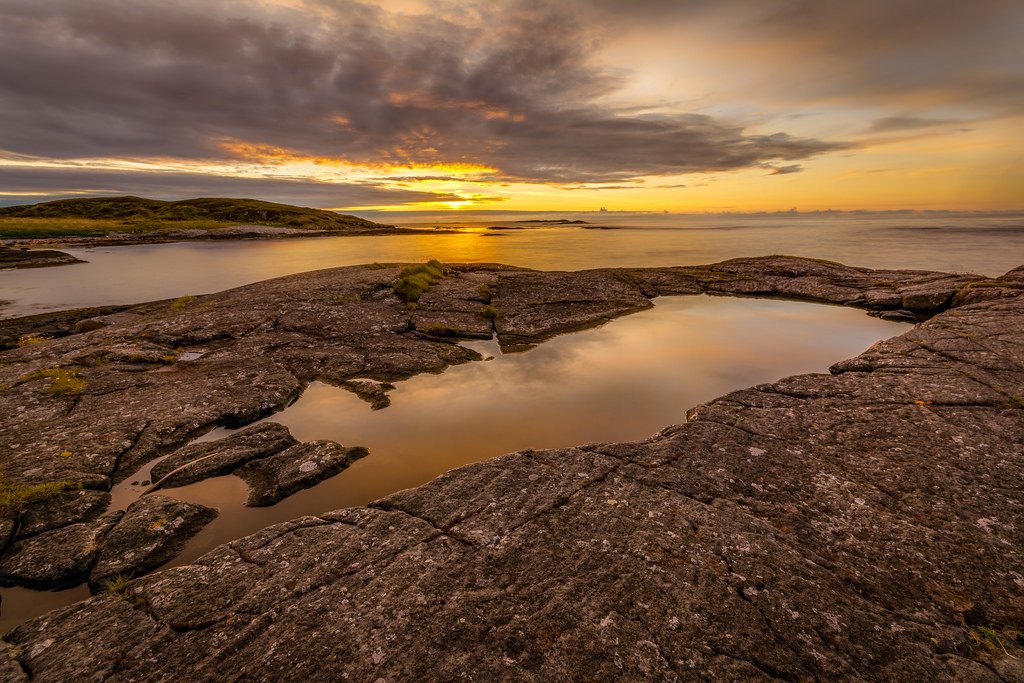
[157,295,906,567]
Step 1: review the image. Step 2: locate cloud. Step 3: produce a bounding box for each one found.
[0,166,461,208]
[866,116,967,133]
[580,0,1024,114]
[767,164,803,175]
[0,0,845,188]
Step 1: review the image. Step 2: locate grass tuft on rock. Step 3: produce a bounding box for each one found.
[394,260,445,302]
[0,474,81,519]
[478,304,498,320]
[1000,395,1024,409]
[968,624,1024,655]
[18,367,87,396]
[422,323,463,338]
[169,295,196,314]
[17,334,47,347]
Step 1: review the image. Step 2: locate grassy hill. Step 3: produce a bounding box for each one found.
[0,196,391,238]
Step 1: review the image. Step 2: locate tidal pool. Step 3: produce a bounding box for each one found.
[0,294,907,631]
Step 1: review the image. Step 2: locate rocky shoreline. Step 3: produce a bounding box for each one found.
[0,247,82,270]
[0,256,1022,680]
[1,224,453,251]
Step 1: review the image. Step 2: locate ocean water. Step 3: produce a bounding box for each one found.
[1,211,1022,318]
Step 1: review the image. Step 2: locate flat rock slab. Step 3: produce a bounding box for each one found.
[4,271,1023,680]
[235,441,369,507]
[149,421,297,490]
[0,512,122,589]
[90,495,217,589]
[15,489,110,539]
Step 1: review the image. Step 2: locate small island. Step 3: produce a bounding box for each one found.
[0,196,408,247]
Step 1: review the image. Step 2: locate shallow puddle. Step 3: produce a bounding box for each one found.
[0,295,908,631]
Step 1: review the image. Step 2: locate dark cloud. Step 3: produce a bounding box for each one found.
[767,164,803,175]
[581,0,1024,114]
[0,166,460,208]
[866,116,967,133]
[0,0,845,187]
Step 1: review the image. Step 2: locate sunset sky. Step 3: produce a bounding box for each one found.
[1,0,1022,212]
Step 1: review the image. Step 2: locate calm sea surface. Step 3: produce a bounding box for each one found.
[1,211,1022,317]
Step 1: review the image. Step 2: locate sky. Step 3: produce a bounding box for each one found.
[0,0,1022,212]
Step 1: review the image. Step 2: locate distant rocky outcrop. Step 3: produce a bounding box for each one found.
[0,246,81,270]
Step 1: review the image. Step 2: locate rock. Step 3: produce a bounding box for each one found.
[149,422,297,490]
[72,318,107,333]
[0,246,82,270]
[874,309,918,322]
[492,269,653,349]
[0,640,26,682]
[0,304,134,350]
[0,511,122,589]
[0,258,980,492]
[0,520,14,552]
[0,258,1015,671]
[234,441,369,507]
[5,280,1024,680]
[89,494,217,589]
[339,379,395,410]
[16,489,110,539]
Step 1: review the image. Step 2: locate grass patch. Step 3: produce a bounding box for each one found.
[17,334,46,347]
[394,260,445,302]
[476,283,492,302]
[1000,395,1024,409]
[422,323,463,337]
[968,624,1024,655]
[19,367,87,396]
[478,304,498,320]
[101,574,133,595]
[0,474,81,519]
[169,295,196,314]
[101,574,148,607]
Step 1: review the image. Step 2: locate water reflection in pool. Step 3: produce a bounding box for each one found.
[154,295,906,566]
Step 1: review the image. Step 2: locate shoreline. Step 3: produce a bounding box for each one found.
[1,224,458,251]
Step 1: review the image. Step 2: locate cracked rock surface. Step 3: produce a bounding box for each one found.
[148,422,297,491]
[89,495,217,590]
[0,257,1020,681]
[235,441,369,507]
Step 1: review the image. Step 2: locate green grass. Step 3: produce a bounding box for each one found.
[0,196,389,237]
[476,284,493,302]
[1000,395,1024,409]
[169,295,196,314]
[968,624,1024,655]
[17,334,47,347]
[0,217,227,239]
[478,304,498,320]
[0,474,81,519]
[422,323,463,337]
[18,367,87,396]
[100,574,148,607]
[394,260,445,302]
